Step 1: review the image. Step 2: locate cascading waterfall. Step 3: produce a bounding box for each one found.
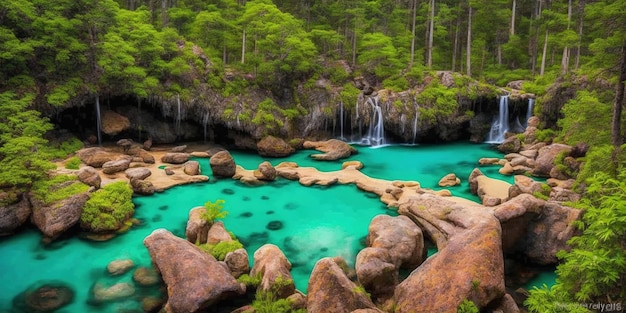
[202,111,210,143]
[95,94,102,146]
[412,105,420,144]
[339,101,345,141]
[362,97,385,146]
[525,98,535,128]
[486,95,510,143]
[175,94,182,134]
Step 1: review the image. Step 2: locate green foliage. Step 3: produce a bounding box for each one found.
[353,284,371,298]
[525,284,590,313]
[201,199,228,224]
[237,273,262,287]
[198,240,244,261]
[556,91,612,146]
[31,174,89,206]
[44,137,84,160]
[576,145,626,186]
[532,183,552,200]
[416,81,458,123]
[456,299,479,313]
[80,181,134,232]
[252,276,303,313]
[65,157,81,170]
[535,128,557,143]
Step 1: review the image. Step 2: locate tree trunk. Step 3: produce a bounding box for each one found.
[466,6,472,76]
[409,0,417,68]
[560,0,573,75]
[510,0,516,36]
[575,0,585,70]
[241,28,246,64]
[611,43,626,148]
[427,0,435,68]
[540,30,548,76]
[452,5,461,72]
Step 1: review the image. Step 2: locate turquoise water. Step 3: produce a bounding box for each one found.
[0,142,522,312]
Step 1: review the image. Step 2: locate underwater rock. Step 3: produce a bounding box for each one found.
[107,259,135,275]
[17,281,74,312]
[161,152,191,164]
[143,229,245,312]
[210,151,236,177]
[133,267,162,286]
[250,244,295,299]
[77,166,101,188]
[92,282,135,302]
[0,192,31,236]
[266,220,283,231]
[239,212,253,218]
[307,257,383,313]
[257,135,295,157]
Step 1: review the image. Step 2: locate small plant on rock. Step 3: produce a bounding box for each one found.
[201,199,228,224]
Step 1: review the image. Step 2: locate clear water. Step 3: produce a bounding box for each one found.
[0,142,533,312]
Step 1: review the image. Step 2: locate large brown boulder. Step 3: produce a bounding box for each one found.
[129,178,155,195]
[127,147,155,163]
[257,136,295,157]
[250,244,295,299]
[304,139,358,160]
[77,166,101,188]
[76,147,125,168]
[254,161,277,181]
[532,144,572,177]
[224,248,250,278]
[102,157,132,174]
[210,151,236,178]
[160,152,190,164]
[101,110,130,135]
[355,247,398,301]
[183,161,201,175]
[143,229,245,312]
[185,206,209,244]
[0,192,31,236]
[366,215,425,269]
[30,191,90,240]
[207,221,232,244]
[307,257,383,313]
[125,167,152,181]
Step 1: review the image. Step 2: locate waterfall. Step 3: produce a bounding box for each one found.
[412,105,420,144]
[362,97,385,146]
[175,94,181,134]
[202,111,210,143]
[525,98,535,128]
[486,95,510,143]
[95,94,102,146]
[339,101,346,141]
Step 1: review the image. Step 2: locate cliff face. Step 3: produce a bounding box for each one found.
[52,71,535,148]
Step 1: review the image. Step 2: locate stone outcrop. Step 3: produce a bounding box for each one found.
[127,147,155,164]
[532,144,572,177]
[210,151,236,178]
[76,147,126,168]
[160,152,190,164]
[254,161,277,181]
[366,215,425,269]
[394,194,505,312]
[101,110,130,135]
[143,229,245,312]
[185,206,209,244]
[438,173,461,187]
[469,168,512,206]
[129,178,155,195]
[0,192,31,236]
[125,167,152,181]
[102,157,132,174]
[77,166,101,188]
[30,191,90,240]
[224,248,250,278]
[183,160,201,175]
[307,257,383,313]
[257,135,295,157]
[250,244,295,299]
[303,139,358,160]
[207,221,232,244]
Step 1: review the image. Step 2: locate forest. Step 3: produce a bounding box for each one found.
[1,0,625,311]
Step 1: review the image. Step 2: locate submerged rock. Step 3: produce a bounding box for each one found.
[92,282,135,302]
[17,281,74,312]
[143,229,245,312]
[133,267,162,286]
[107,259,135,275]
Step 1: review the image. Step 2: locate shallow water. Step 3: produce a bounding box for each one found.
[0,142,537,312]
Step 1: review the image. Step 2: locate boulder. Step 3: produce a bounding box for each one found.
[76,147,125,168]
[438,173,461,187]
[366,215,425,269]
[92,282,135,302]
[210,151,236,178]
[532,144,572,177]
[355,247,398,300]
[224,248,250,278]
[207,221,233,244]
[133,266,162,286]
[19,282,74,312]
[257,135,295,157]
[307,257,383,313]
[107,259,135,275]
[304,139,358,160]
[102,157,132,174]
[127,147,155,163]
[77,166,101,188]
[185,206,209,244]
[469,168,512,206]
[143,137,153,151]
[143,229,245,312]
[116,139,134,152]
[161,152,190,164]
[498,136,522,154]
[183,160,201,175]
[250,244,295,299]
[125,167,152,180]
[0,193,32,236]
[342,160,364,170]
[30,192,90,240]
[130,178,155,195]
[101,110,130,135]
[508,175,544,199]
[171,145,188,152]
[254,161,277,181]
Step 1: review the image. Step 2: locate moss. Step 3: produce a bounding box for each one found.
[198,240,244,261]
[80,181,134,232]
[31,174,90,206]
[65,156,81,170]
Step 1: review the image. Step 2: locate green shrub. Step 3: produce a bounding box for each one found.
[201,199,228,224]
[237,274,262,287]
[80,181,134,232]
[535,128,557,143]
[556,91,612,146]
[252,276,303,313]
[198,240,244,261]
[457,299,479,313]
[31,174,90,205]
[45,137,84,160]
[526,285,589,313]
[65,156,81,170]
